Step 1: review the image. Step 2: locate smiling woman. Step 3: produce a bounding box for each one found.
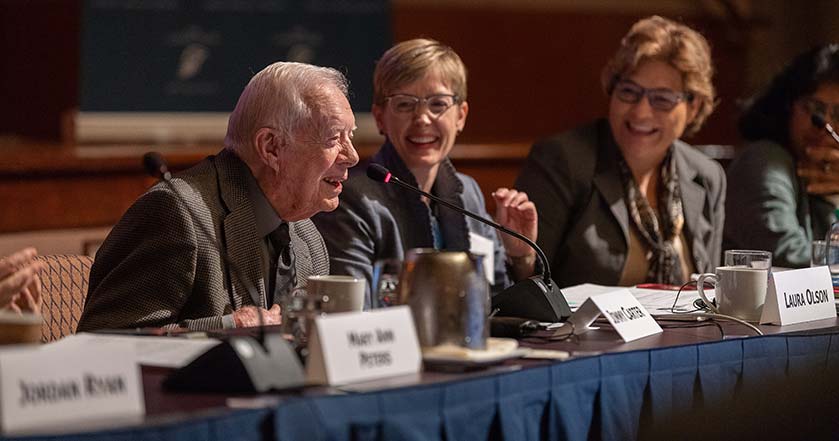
[724,44,839,268]
[515,15,725,289]
[313,38,540,308]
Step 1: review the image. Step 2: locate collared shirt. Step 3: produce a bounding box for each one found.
[222,166,284,329]
[311,141,513,309]
[244,167,283,306]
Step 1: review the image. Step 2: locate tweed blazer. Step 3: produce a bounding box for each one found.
[312,142,511,309]
[515,119,725,288]
[77,149,329,331]
[724,139,836,268]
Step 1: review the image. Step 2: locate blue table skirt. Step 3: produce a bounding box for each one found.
[4,408,273,441]
[273,333,839,441]
[8,333,839,441]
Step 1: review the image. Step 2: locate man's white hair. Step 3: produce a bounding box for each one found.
[224,61,349,151]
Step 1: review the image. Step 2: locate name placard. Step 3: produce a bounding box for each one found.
[0,345,144,434]
[306,306,421,386]
[469,232,495,284]
[760,266,836,325]
[569,289,662,342]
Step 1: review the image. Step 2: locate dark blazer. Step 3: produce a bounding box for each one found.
[312,142,511,308]
[515,119,725,287]
[724,139,836,268]
[77,149,329,331]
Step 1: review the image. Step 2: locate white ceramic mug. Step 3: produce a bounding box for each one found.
[696,266,769,322]
[306,275,365,314]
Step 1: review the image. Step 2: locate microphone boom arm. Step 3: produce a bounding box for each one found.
[386,173,553,290]
[366,163,571,322]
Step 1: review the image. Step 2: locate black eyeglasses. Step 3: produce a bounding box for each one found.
[802,97,839,125]
[613,80,693,111]
[384,94,459,117]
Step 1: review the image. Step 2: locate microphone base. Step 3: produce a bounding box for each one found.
[163,333,305,394]
[490,316,540,338]
[491,277,572,323]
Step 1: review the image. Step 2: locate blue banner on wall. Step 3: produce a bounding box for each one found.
[79,0,391,113]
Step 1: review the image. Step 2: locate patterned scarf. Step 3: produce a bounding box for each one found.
[618,150,685,284]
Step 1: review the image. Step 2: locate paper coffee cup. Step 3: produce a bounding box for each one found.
[0,311,42,345]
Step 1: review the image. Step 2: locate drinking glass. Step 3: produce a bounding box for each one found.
[812,240,827,267]
[280,287,324,353]
[372,258,402,308]
[725,249,772,270]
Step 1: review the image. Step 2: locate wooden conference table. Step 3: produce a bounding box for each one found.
[6,317,839,441]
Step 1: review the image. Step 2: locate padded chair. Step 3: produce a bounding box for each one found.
[36,255,93,342]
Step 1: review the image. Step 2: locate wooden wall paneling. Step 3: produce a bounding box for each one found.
[0,0,80,141]
[0,172,151,233]
[0,3,747,239]
[0,2,746,145]
[0,143,219,234]
[391,5,746,146]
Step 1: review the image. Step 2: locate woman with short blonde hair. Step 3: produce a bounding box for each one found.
[315,38,539,306]
[373,38,467,105]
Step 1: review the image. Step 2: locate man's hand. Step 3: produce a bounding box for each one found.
[232,304,281,328]
[0,248,44,312]
[492,188,538,279]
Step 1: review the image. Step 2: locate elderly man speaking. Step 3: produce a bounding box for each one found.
[77,62,358,331]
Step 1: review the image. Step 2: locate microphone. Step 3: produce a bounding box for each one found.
[143,152,305,394]
[368,164,553,285]
[811,113,839,146]
[142,152,172,181]
[367,163,571,322]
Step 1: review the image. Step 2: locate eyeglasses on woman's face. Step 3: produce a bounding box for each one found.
[801,97,839,125]
[384,94,459,117]
[613,79,693,112]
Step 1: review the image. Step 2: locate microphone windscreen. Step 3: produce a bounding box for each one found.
[812,113,828,129]
[366,163,392,183]
[143,152,168,178]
